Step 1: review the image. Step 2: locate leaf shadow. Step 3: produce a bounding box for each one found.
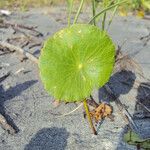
[24,127,70,150]
[98,70,136,103]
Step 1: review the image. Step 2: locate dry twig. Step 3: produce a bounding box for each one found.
[104,84,139,132]
[114,47,143,76]
[0,114,16,135]
[0,41,38,64]
[0,19,43,37]
[0,73,16,134]
[0,72,10,83]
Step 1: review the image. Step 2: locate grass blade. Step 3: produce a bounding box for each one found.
[92,0,96,25]
[67,0,74,26]
[102,12,106,30]
[88,0,127,24]
[107,4,119,31]
[73,0,84,24]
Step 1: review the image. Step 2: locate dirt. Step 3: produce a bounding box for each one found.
[0,6,150,150]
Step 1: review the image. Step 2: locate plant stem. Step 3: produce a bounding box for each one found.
[92,0,96,26]
[67,0,73,26]
[102,0,115,30]
[102,12,106,30]
[88,0,127,24]
[83,99,97,135]
[73,0,84,24]
[107,3,119,31]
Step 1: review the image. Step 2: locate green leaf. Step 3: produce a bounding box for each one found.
[123,130,150,149]
[39,24,115,102]
[103,0,111,7]
[73,0,84,24]
[141,0,150,10]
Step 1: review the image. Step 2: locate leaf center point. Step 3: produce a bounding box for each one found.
[78,64,83,70]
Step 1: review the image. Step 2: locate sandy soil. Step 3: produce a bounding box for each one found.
[0,6,150,150]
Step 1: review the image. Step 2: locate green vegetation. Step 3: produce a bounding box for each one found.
[39,0,125,134]
[39,24,115,102]
[39,0,128,103]
[124,129,150,149]
[119,0,150,17]
[0,0,149,15]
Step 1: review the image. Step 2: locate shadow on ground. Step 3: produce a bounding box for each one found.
[98,70,136,103]
[98,70,136,149]
[134,82,150,119]
[0,80,38,132]
[117,82,150,149]
[99,70,150,149]
[24,127,69,150]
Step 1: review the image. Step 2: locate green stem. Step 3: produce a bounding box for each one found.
[88,0,127,24]
[92,0,96,26]
[67,1,73,26]
[83,99,97,135]
[102,12,106,30]
[107,3,119,31]
[73,0,84,24]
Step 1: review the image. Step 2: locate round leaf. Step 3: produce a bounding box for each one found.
[39,24,115,102]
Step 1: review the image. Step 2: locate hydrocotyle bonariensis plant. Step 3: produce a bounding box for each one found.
[39,0,126,134]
